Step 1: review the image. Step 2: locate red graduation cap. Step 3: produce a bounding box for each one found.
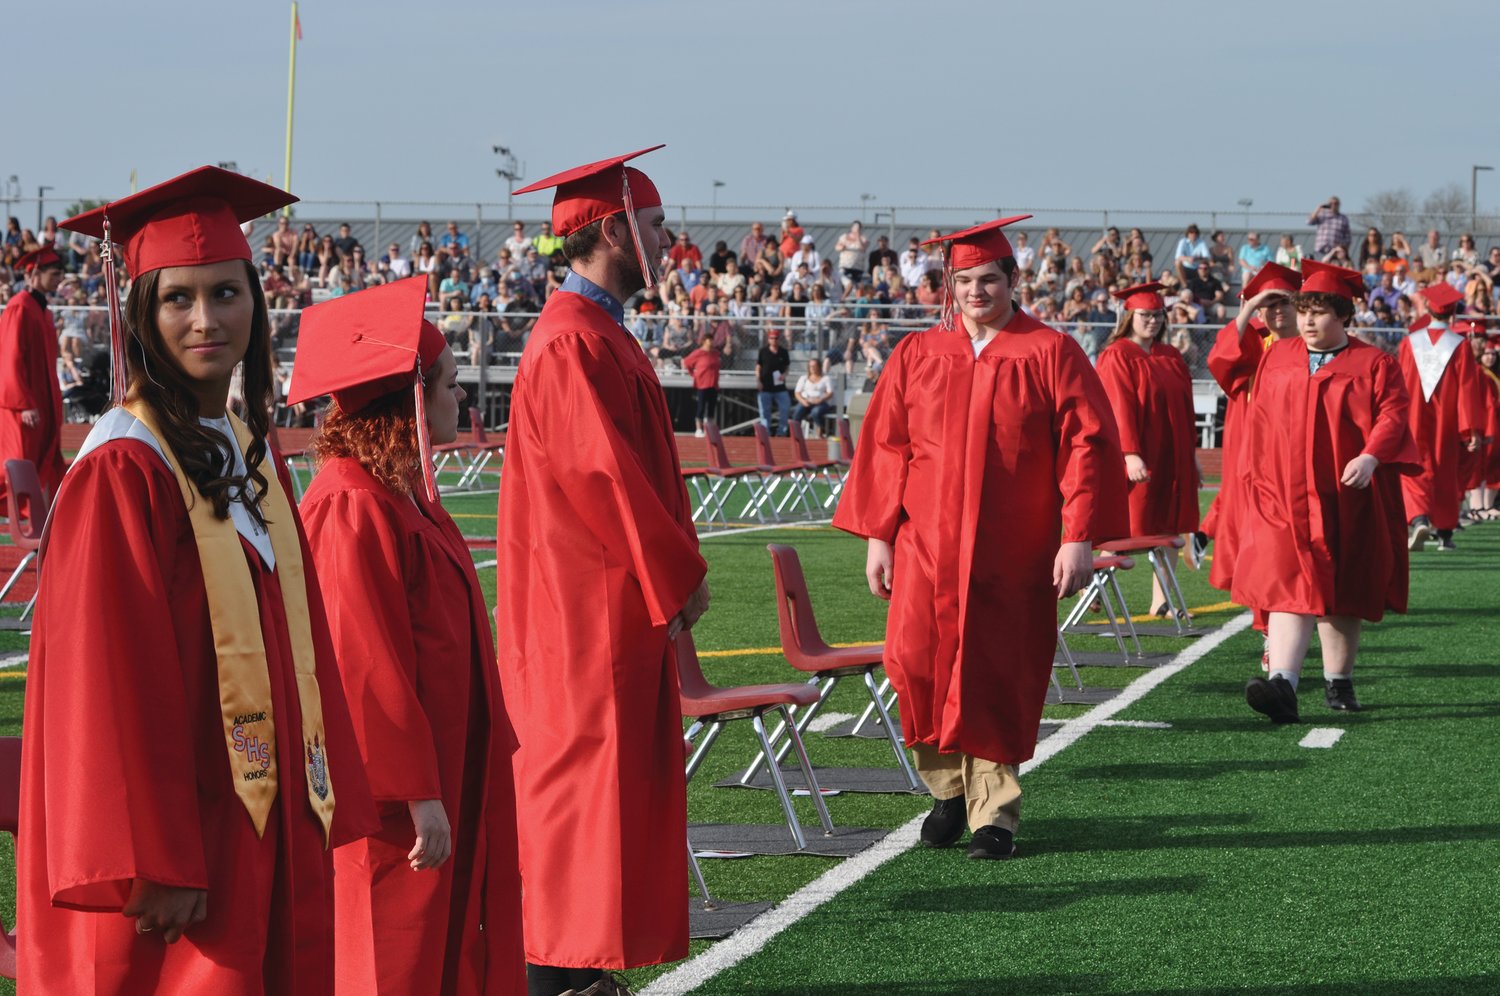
[920,215,1033,271]
[15,247,63,272]
[61,165,296,277]
[288,277,447,501]
[512,145,665,290]
[1112,281,1166,312]
[1418,281,1463,316]
[1298,260,1365,300]
[1240,262,1302,301]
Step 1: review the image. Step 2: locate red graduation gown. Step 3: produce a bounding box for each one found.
[496,291,706,969]
[1397,330,1486,529]
[0,290,67,503]
[302,458,524,996]
[1095,338,1201,536]
[832,315,1128,765]
[1232,338,1421,621]
[1482,367,1500,487]
[1202,319,1272,592]
[19,438,377,995]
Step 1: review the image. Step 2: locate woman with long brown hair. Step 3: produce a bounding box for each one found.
[21,166,377,993]
[1095,281,1201,615]
[293,277,524,994]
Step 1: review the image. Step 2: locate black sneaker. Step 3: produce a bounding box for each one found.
[1408,516,1433,551]
[919,794,967,848]
[1245,675,1299,723]
[1436,530,1457,551]
[966,825,1017,860]
[1325,679,1362,712]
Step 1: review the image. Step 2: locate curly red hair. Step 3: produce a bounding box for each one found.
[312,390,421,495]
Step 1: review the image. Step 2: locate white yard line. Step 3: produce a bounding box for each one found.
[1095,719,1173,729]
[0,653,27,670]
[1298,727,1346,749]
[642,611,1253,996]
[698,519,833,540]
[805,711,856,734]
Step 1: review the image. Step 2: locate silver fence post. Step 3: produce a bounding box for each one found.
[477,311,490,414]
[475,203,484,264]
[373,201,382,254]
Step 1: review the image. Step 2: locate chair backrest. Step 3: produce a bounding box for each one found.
[766,544,832,667]
[672,631,716,699]
[753,422,777,467]
[5,459,46,551]
[469,406,489,444]
[0,736,20,979]
[704,422,734,470]
[788,418,814,463]
[837,418,855,462]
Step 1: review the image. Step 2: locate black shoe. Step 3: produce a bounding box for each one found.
[966,825,1017,860]
[1245,675,1299,723]
[1436,530,1456,551]
[1325,679,1362,712]
[920,794,967,848]
[1408,516,1433,551]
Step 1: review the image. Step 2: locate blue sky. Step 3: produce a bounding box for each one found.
[10,0,1499,223]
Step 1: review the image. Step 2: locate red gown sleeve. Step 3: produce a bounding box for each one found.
[831,336,913,544]
[302,488,443,803]
[1364,351,1423,473]
[1095,344,1145,456]
[526,334,707,627]
[33,445,210,909]
[1052,335,1130,543]
[0,300,40,411]
[1205,319,1262,398]
[1455,347,1487,439]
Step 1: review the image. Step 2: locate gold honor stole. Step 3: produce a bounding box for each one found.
[125,399,335,844]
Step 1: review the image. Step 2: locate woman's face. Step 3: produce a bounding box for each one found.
[153,261,255,395]
[1482,349,1497,369]
[423,346,464,446]
[1130,309,1165,340]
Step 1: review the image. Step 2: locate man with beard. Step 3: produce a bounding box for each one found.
[497,146,709,996]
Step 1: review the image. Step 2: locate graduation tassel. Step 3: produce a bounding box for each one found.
[939,251,957,332]
[413,372,439,503]
[99,215,129,406]
[622,170,658,291]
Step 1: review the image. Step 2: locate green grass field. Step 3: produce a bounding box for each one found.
[1,482,1497,994]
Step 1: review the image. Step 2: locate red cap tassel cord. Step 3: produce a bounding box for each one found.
[100,215,129,406]
[622,171,658,291]
[938,246,957,332]
[412,370,439,503]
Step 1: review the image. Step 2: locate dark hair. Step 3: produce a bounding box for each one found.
[1107,306,1168,346]
[1295,291,1355,321]
[124,260,274,528]
[563,213,621,263]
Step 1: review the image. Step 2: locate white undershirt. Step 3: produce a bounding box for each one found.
[971,335,996,358]
[200,415,276,570]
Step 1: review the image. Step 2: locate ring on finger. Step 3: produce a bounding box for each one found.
[136,921,153,934]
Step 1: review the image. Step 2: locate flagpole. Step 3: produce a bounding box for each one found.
[283,1,299,214]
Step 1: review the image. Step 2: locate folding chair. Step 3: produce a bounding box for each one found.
[702,423,776,524]
[678,632,833,850]
[824,417,856,507]
[742,544,920,792]
[788,420,842,511]
[0,737,20,979]
[451,407,505,490]
[752,423,818,518]
[1096,535,1193,634]
[1,460,46,621]
[1059,553,1141,663]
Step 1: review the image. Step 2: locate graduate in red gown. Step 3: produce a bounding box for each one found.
[1202,262,1302,595]
[19,166,377,994]
[0,246,68,504]
[293,278,524,995]
[497,147,709,996]
[1398,282,1486,550]
[1094,281,1200,615]
[1478,335,1500,511]
[1453,323,1492,517]
[1233,261,1421,723]
[833,217,1128,860]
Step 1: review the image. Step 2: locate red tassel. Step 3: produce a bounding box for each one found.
[621,170,658,291]
[939,251,957,332]
[100,215,129,406]
[413,373,438,503]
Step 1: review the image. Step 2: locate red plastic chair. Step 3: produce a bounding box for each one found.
[1096,534,1193,634]
[1,460,46,622]
[677,632,833,849]
[451,407,506,489]
[698,423,775,524]
[752,422,818,518]
[1059,554,1140,665]
[787,420,842,511]
[0,736,20,978]
[744,544,920,791]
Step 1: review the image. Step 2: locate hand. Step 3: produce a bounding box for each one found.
[1340,453,1379,489]
[20,409,39,428]
[1465,436,1481,453]
[1053,541,1093,599]
[1124,454,1150,483]
[666,577,711,640]
[407,798,452,871]
[865,538,894,600]
[122,879,207,943]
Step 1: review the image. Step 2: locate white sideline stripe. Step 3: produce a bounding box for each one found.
[1095,719,1172,729]
[0,653,27,670]
[642,611,1254,996]
[699,518,833,540]
[1299,727,1346,749]
[805,711,856,733]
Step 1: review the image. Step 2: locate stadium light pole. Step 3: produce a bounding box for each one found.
[1237,197,1253,230]
[36,186,53,233]
[860,193,875,225]
[711,180,725,221]
[1472,166,1492,232]
[495,146,524,224]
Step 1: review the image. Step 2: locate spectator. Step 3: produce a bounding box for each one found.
[1012,231,1035,273]
[1306,196,1351,257]
[517,246,548,299]
[295,224,319,272]
[1322,245,1354,268]
[333,222,360,259]
[504,221,530,260]
[1170,327,1198,371]
[788,235,820,273]
[1041,227,1072,264]
[727,284,755,321]
[681,333,722,436]
[715,257,747,298]
[1418,229,1446,270]
[1454,233,1479,267]
[668,231,703,272]
[467,293,503,365]
[1061,285,1090,323]
[815,259,844,303]
[271,215,297,266]
[915,270,943,308]
[835,221,869,287]
[1485,245,1500,280]
[1358,227,1384,268]
[414,241,439,295]
[409,221,434,257]
[1173,224,1210,282]
[439,220,470,255]
[791,357,835,435]
[899,237,931,287]
[316,234,339,286]
[1368,272,1402,314]
[779,211,805,256]
[1172,287,1206,326]
[1275,234,1303,271]
[470,267,501,306]
[386,242,411,279]
[756,329,792,434]
[1208,230,1234,284]
[739,222,768,268]
[867,234,897,276]
[499,296,534,358]
[531,220,564,258]
[1238,231,1273,285]
[1091,227,1123,259]
[1388,231,1413,264]
[754,238,784,285]
[706,240,735,276]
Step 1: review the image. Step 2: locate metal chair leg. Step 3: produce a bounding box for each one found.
[1105,568,1145,656]
[1056,631,1083,689]
[776,704,833,835]
[750,712,808,850]
[687,838,716,908]
[849,676,895,737]
[0,550,35,603]
[863,668,920,791]
[685,721,726,783]
[740,676,834,785]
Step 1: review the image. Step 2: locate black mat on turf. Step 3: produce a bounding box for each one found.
[689,899,775,939]
[1045,685,1122,706]
[716,765,927,795]
[820,716,1063,743]
[1067,621,1217,639]
[689,822,890,857]
[1056,650,1175,667]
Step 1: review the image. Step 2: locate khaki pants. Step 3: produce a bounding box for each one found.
[910,744,1022,833]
